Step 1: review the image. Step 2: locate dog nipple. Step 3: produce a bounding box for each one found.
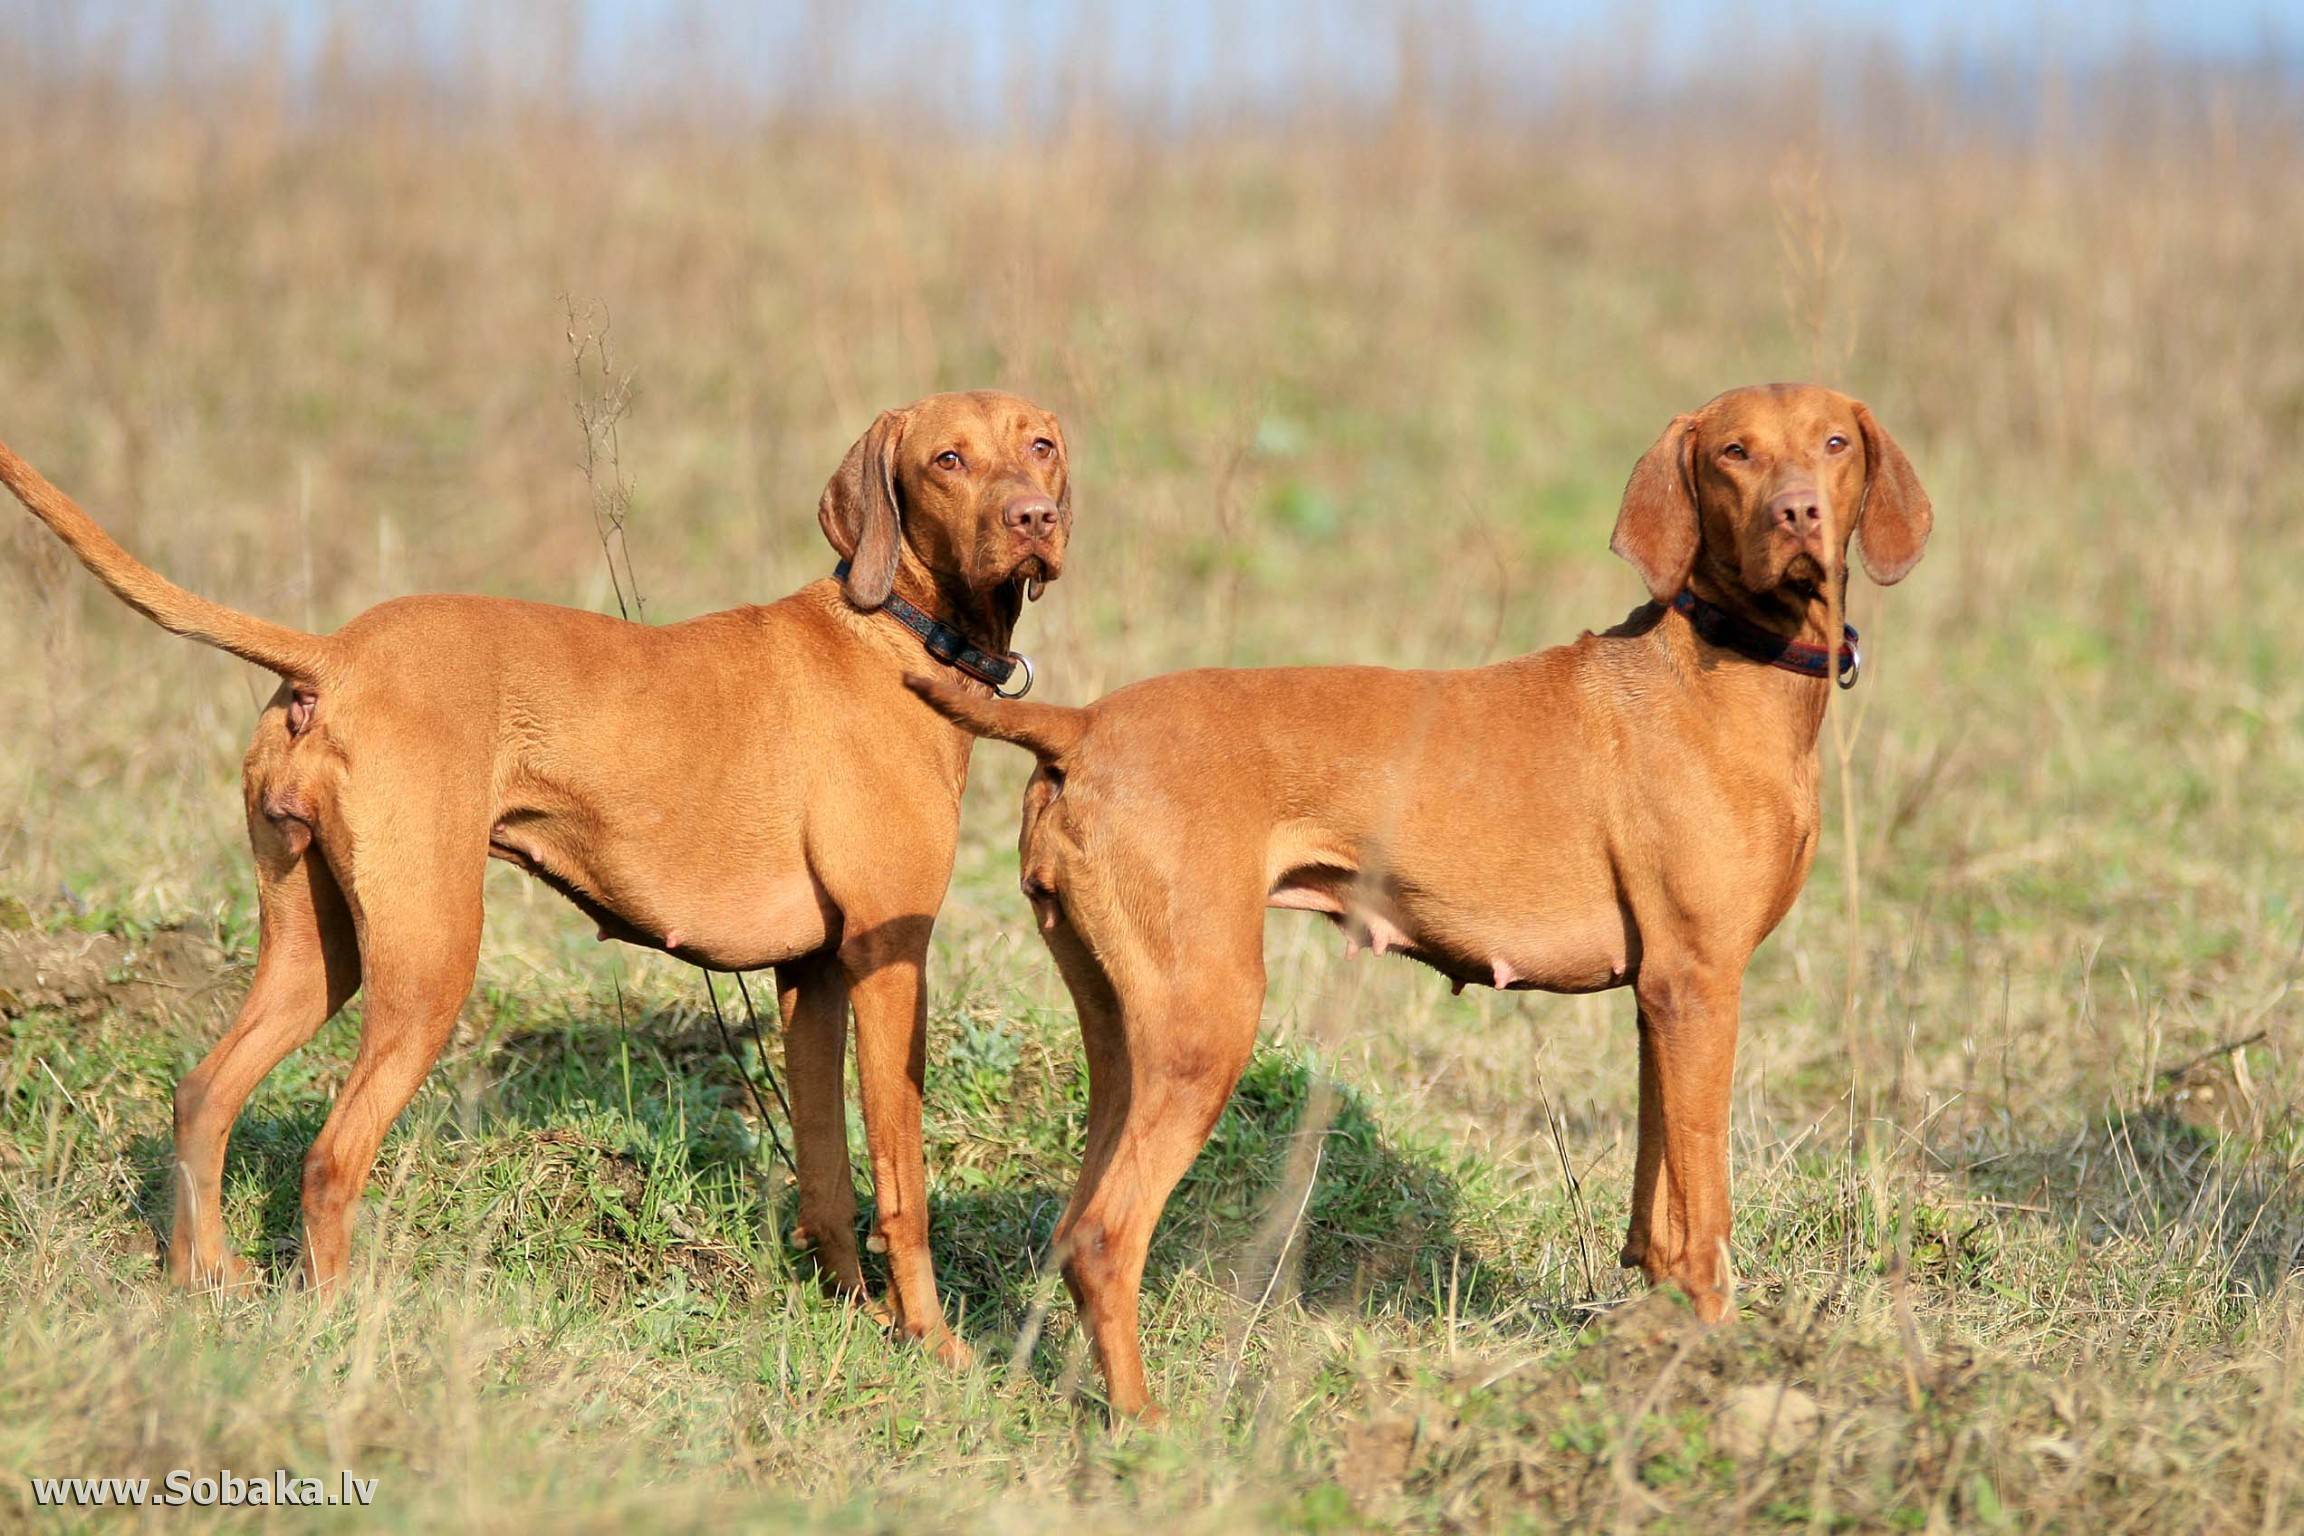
[1492,958,1519,989]
[596,927,610,942]
[663,930,683,951]
[1451,978,1466,996]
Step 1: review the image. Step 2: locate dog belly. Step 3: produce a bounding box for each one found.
[490,823,833,970]
[619,871,835,971]
[1441,908,1633,994]
[1271,868,1630,995]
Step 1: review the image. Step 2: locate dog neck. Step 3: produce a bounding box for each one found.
[833,557,1025,694]
[1668,591,1854,684]
[895,564,1022,663]
[1684,558,1849,659]
[1652,571,1849,754]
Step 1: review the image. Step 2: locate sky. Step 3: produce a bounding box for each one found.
[17,0,2302,117]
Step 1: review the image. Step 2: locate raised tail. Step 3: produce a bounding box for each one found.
[905,672,1089,762]
[0,437,338,681]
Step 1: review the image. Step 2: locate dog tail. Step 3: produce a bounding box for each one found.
[905,672,1088,762]
[0,437,339,682]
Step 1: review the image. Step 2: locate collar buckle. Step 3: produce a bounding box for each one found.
[922,625,966,665]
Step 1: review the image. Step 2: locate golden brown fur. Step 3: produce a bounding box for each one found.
[1,389,1074,1362]
[914,383,1932,1416]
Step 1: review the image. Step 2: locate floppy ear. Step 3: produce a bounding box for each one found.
[1024,414,1072,605]
[818,408,907,609]
[1853,402,1932,585]
[1611,413,1699,603]
[1049,415,1073,526]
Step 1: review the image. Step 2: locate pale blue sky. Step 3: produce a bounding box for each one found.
[19,0,2301,117]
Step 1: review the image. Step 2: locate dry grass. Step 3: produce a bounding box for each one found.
[3,12,2303,1532]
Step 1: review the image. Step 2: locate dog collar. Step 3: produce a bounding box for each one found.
[834,560,1033,697]
[1671,590,1860,688]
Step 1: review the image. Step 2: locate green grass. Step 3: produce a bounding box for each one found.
[5,882,2302,1531]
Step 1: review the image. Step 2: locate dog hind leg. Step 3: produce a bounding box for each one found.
[1044,897,1263,1420]
[293,808,486,1293]
[168,812,360,1289]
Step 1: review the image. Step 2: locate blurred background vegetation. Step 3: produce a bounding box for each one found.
[3,3,2302,1530]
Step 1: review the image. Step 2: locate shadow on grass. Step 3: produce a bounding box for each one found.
[128,1107,327,1279]
[121,997,1558,1362]
[1956,1092,2304,1304]
[932,1049,1579,1380]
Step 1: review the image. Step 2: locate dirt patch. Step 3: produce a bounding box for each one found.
[0,924,238,1025]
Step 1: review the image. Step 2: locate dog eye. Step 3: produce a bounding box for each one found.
[1825,434,1850,453]
[1721,443,1748,461]
[934,450,964,471]
[1031,438,1056,459]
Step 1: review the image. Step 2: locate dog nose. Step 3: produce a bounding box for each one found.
[1769,488,1823,534]
[1003,495,1060,539]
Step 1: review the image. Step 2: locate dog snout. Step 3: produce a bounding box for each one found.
[1768,486,1823,538]
[1002,495,1061,540]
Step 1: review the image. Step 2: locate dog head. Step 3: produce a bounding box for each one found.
[1611,383,1930,612]
[818,390,1072,612]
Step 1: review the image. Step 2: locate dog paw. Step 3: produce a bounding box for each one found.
[167,1250,257,1293]
[926,1328,976,1370]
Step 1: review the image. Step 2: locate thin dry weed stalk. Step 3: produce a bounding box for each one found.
[1219,1071,1334,1418]
[1534,1061,1601,1301]
[1771,145,1910,1319]
[565,297,645,624]
[561,300,802,1192]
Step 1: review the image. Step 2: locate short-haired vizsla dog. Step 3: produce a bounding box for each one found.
[915,382,1931,1416]
[1,389,1073,1361]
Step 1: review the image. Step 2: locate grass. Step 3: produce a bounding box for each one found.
[4,13,2304,1532]
[7,913,2303,1532]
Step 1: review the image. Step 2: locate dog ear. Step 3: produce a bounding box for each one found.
[1852,402,1932,585]
[1611,413,1699,603]
[818,408,907,610]
[1026,414,1071,605]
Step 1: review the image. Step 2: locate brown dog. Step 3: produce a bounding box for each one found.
[913,383,1930,1416]
[1,389,1073,1357]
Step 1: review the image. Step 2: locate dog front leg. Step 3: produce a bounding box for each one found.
[1621,1004,1671,1275]
[1626,958,1743,1322]
[775,953,871,1301]
[842,930,971,1367]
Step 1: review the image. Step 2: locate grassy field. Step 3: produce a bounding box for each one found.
[4,20,2304,1533]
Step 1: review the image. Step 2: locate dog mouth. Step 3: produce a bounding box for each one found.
[1771,545,1838,597]
[1010,550,1059,602]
